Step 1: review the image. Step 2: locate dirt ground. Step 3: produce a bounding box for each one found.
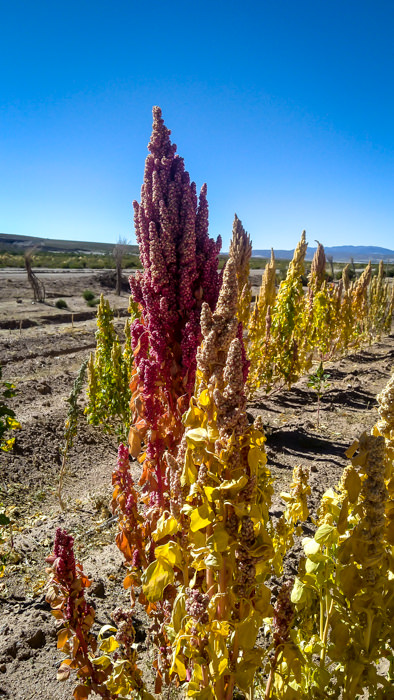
[0,268,393,700]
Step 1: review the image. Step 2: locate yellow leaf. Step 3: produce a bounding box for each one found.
[57,628,72,650]
[171,592,187,634]
[186,427,208,447]
[97,624,117,641]
[198,389,211,406]
[155,541,183,567]
[254,584,272,616]
[90,654,112,668]
[205,551,222,568]
[181,450,198,487]
[100,635,119,653]
[208,631,228,678]
[248,446,265,471]
[51,609,64,620]
[218,476,248,495]
[207,524,229,552]
[339,563,362,598]
[330,620,350,659]
[343,467,361,503]
[337,497,349,534]
[237,609,262,650]
[190,503,213,532]
[153,512,180,541]
[171,655,187,681]
[141,559,174,601]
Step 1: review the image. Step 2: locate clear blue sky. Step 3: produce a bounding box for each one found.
[1,0,394,251]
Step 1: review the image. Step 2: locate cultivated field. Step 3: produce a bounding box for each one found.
[0,268,393,699]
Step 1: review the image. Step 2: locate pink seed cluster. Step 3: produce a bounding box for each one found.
[185,587,210,624]
[272,580,294,647]
[51,528,76,579]
[46,528,91,623]
[113,443,136,515]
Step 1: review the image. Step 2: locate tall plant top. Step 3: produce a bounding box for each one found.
[309,241,326,291]
[130,106,222,401]
[229,214,252,328]
[288,229,307,278]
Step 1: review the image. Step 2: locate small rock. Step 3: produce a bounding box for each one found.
[310,464,318,473]
[4,643,17,659]
[91,580,105,598]
[37,383,52,395]
[17,648,33,661]
[33,596,50,611]
[27,629,46,650]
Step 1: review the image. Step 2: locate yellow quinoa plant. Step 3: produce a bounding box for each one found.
[229,214,252,329]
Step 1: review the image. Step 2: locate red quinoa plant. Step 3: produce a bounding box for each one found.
[126,105,221,497]
[113,106,222,689]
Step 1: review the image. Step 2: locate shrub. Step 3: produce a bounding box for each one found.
[86,298,98,307]
[82,289,95,302]
[55,299,68,309]
[0,366,21,452]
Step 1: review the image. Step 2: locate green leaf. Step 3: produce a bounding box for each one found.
[291,577,308,605]
[302,537,320,556]
[305,558,322,573]
[315,523,336,544]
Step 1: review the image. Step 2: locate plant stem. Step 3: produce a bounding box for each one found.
[57,445,69,511]
[320,597,334,667]
[206,524,214,597]
[364,610,373,654]
[265,648,280,699]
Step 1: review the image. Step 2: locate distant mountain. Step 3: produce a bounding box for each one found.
[2,233,393,263]
[0,232,139,255]
[250,245,394,262]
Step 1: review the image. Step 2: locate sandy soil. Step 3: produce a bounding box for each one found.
[0,268,393,699]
